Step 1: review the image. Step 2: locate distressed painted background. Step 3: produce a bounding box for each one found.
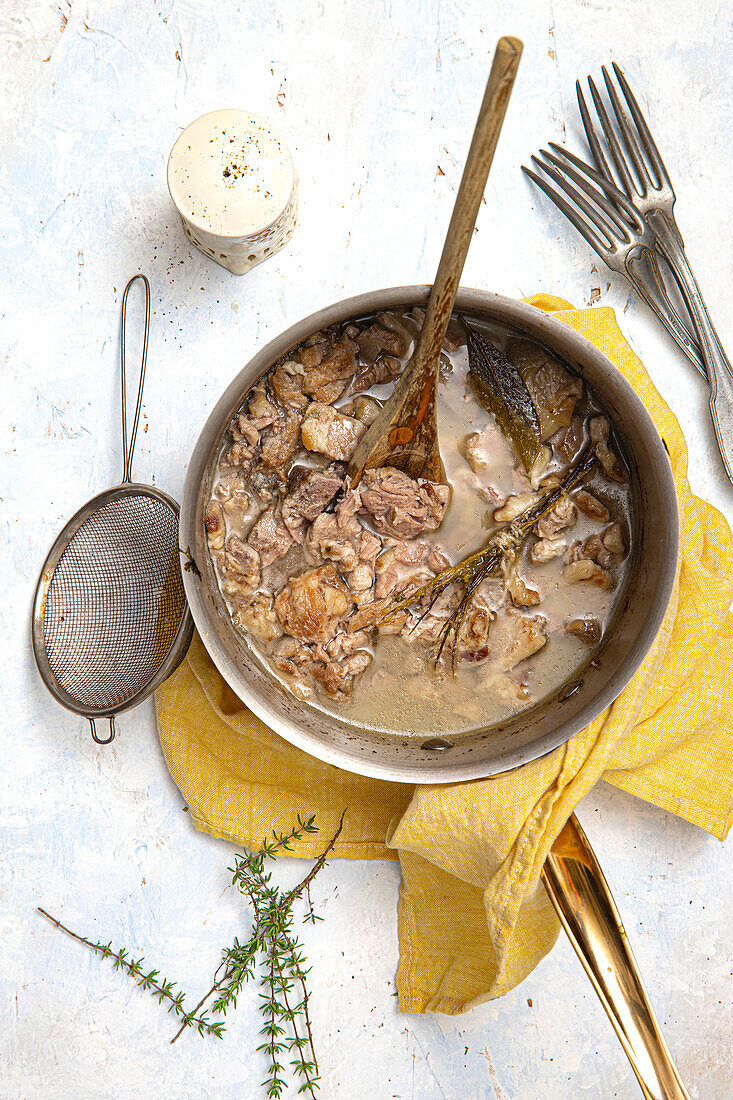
[2,1,732,1097]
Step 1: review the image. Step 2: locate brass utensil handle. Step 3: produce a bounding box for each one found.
[542,814,691,1100]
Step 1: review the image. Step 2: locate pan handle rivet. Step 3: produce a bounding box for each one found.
[559,679,583,702]
[421,738,453,751]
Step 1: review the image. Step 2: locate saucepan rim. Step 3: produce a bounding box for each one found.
[180,287,679,783]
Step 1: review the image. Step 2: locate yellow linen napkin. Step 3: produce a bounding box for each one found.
[156,295,733,1014]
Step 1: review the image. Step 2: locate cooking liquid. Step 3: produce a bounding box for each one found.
[210,314,633,738]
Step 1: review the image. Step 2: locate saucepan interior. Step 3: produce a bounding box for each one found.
[180,287,678,784]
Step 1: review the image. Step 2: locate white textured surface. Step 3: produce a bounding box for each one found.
[2,1,732,1097]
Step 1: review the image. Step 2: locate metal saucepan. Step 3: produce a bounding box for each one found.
[179,286,678,784]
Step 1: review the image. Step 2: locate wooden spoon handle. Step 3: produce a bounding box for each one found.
[347,37,522,484]
[416,35,523,377]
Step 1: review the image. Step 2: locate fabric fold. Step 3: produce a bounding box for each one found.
[156,296,733,1014]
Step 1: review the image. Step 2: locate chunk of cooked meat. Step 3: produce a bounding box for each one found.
[589,416,628,482]
[563,559,613,589]
[574,490,610,522]
[493,492,540,524]
[231,413,261,448]
[565,617,602,644]
[305,511,363,572]
[500,615,548,670]
[272,635,313,675]
[340,395,382,425]
[275,563,355,643]
[552,416,586,463]
[535,495,577,539]
[355,322,407,363]
[602,522,626,557]
[347,561,375,592]
[427,547,450,573]
[464,431,490,471]
[295,336,358,404]
[514,346,583,440]
[281,466,344,541]
[458,603,494,664]
[260,411,302,477]
[246,505,293,567]
[530,536,566,564]
[219,535,261,594]
[232,591,282,643]
[527,445,552,490]
[247,387,280,425]
[582,533,613,568]
[204,501,225,550]
[359,467,450,540]
[348,354,403,394]
[219,438,257,474]
[374,542,429,598]
[312,651,373,697]
[248,464,280,504]
[301,402,366,460]
[270,360,309,409]
[506,572,541,607]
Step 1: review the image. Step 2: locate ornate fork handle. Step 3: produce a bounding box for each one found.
[649,211,733,482]
[624,247,706,378]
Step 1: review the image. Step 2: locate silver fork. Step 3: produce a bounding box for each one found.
[525,64,733,485]
[522,146,706,377]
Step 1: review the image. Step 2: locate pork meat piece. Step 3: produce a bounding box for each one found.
[513,345,583,440]
[589,416,628,482]
[535,495,577,539]
[359,467,449,540]
[506,572,541,607]
[270,360,309,410]
[247,386,280,426]
[219,535,261,594]
[272,635,313,675]
[458,603,493,664]
[355,322,407,363]
[205,501,225,550]
[299,337,357,402]
[552,416,586,464]
[574,490,610,522]
[305,512,362,572]
[232,591,282,643]
[313,651,373,698]
[301,402,366,461]
[260,411,302,477]
[493,492,540,525]
[275,562,356,644]
[246,505,293,568]
[281,466,344,541]
[562,559,613,589]
[530,537,566,564]
[348,355,403,394]
[500,615,548,670]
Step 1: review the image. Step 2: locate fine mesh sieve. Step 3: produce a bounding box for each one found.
[32,274,193,744]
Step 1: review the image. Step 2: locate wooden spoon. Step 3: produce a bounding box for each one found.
[347,35,523,486]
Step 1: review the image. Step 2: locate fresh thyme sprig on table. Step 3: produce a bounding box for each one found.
[38,811,346,1099]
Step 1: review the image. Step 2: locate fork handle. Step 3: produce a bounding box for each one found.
[543,814,692,1100]
[625,249,707,380]
[648,211,733,483]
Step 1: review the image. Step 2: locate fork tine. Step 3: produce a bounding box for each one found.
[539,147,632,239]
[612,62,673,190]
[521,165,613,258]
[546,143,645,232]
[530,153,626,245]
[522,160,615,256]
[587,75,636,198]
[576,80,615,183]
[602,65,654,193]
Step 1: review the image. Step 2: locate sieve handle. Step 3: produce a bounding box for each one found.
[89,717,116,745]
[120,273,151,484]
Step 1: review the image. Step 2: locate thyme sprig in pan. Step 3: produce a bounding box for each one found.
[38,812,345,1099]
[376,446,598,669]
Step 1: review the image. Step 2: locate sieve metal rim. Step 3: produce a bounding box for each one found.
[31,481,194,720]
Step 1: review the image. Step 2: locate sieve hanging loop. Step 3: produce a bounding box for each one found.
[89,716,116,745]
[120,273,150,484]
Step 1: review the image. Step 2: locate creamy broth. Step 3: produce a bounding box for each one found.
[205,311,632,738]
